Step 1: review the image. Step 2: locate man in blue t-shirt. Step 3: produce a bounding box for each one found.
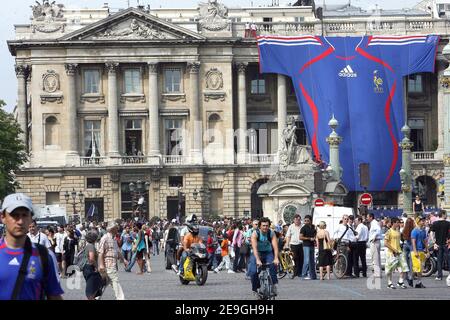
[249,217,279,297]
[0,193,64,300]
[411,217,428,288]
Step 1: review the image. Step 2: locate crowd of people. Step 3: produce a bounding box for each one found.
[1,191,449,300]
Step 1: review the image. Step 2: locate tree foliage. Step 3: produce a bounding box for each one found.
[0,100,27,199]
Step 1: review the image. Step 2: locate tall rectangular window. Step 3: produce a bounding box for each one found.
[408,118,425,151]
[124,69,142,94]
[408,74,423,93]
[165,119,183,155]
[84,70,100,94]
[125,119,143,155]
[164,69,181,93]
[84,120,102,156]
[251,78,266,94]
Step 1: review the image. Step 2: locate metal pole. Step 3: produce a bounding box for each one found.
[400,125,414,217]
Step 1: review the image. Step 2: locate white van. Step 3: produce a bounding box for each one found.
[311,206,355,238]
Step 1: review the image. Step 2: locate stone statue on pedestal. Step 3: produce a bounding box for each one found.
[280,117,311,169]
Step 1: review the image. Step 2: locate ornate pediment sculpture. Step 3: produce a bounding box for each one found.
[198,0,230,31]
[95,19,167,40]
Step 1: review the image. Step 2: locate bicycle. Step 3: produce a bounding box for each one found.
[332,242,348,279]
[257,263,276,300]
[277,248,295,279]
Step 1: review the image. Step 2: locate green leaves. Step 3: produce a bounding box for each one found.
[0,100,27,199]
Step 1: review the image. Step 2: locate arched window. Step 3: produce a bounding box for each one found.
[208,113,222,143]
[45,116,59,146]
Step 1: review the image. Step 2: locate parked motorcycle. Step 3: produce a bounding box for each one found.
[179,243,209,286]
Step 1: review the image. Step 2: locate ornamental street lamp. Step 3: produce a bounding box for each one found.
[129,180,150,222]
[64,188,84,224]
[193,187,210,218]
[177,185,185,223]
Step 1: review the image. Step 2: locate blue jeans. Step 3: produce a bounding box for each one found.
[301,246,317,279]
[152,240,159,255]
[122,249,131,262]
[179,251,188,274]
[126,251,137,272]
[248,252,278,292]
[437,245,449,278]
[403,243,413,280]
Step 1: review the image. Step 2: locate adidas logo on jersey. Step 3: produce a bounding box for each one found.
[9,258,20,266]
[339,65,357,78]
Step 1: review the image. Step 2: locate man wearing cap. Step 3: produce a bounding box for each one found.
[98,220,127,300]
[0,193,64,300]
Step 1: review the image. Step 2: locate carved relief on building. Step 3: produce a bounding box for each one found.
[42,70,59,92]
[444,154,450,167]
[440,75,450,92]
[30,1,66,34]
[41,70,63,104]
[198,0,230,31]
[204,68,226,102]
[205,68,223,90]
[31,0,64,21]
[94,19,168,40]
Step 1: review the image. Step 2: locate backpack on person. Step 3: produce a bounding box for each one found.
[12,237,49,300]
[73,245,89,271]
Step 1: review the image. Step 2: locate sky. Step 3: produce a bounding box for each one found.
[0,0,423,112]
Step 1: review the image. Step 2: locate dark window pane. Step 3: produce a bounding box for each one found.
[169,176,183,187]
[87,177,102,189]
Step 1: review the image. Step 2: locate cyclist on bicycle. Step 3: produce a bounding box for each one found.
[334,214,357,277]
[248,217,279,297]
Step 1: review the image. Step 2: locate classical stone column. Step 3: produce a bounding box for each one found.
[147,63,161,165]
[64,63,79,161]
[440,72,450,209]
[237,62,248,164]
[436,53,449,155]
[15,64,29,146]
[106,62,120,160]
[277,74,287,153]
[187,61,202,164]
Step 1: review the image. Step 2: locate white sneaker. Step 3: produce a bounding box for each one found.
[214,268,219,273]
[227,269,235,273]
[446,274,450,287]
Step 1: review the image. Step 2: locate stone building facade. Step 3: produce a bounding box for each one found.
[8,1,450,222]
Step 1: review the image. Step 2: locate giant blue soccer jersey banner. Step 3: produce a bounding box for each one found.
[257,35,439,191]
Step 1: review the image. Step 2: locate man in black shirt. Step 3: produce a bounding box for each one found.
[430,210,450,281]
[299,215,317,280]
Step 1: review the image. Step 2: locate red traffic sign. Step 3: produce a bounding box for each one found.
[360,193,373,206]
[314,198,325,207]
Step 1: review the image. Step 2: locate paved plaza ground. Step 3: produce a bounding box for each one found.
[61,254,450,300]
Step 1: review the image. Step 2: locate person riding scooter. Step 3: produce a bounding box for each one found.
[176,222,203,276]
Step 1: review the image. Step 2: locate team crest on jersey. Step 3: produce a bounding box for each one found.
[339,65,357,78]
[27,261,37,279]
[373,70,384,93]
